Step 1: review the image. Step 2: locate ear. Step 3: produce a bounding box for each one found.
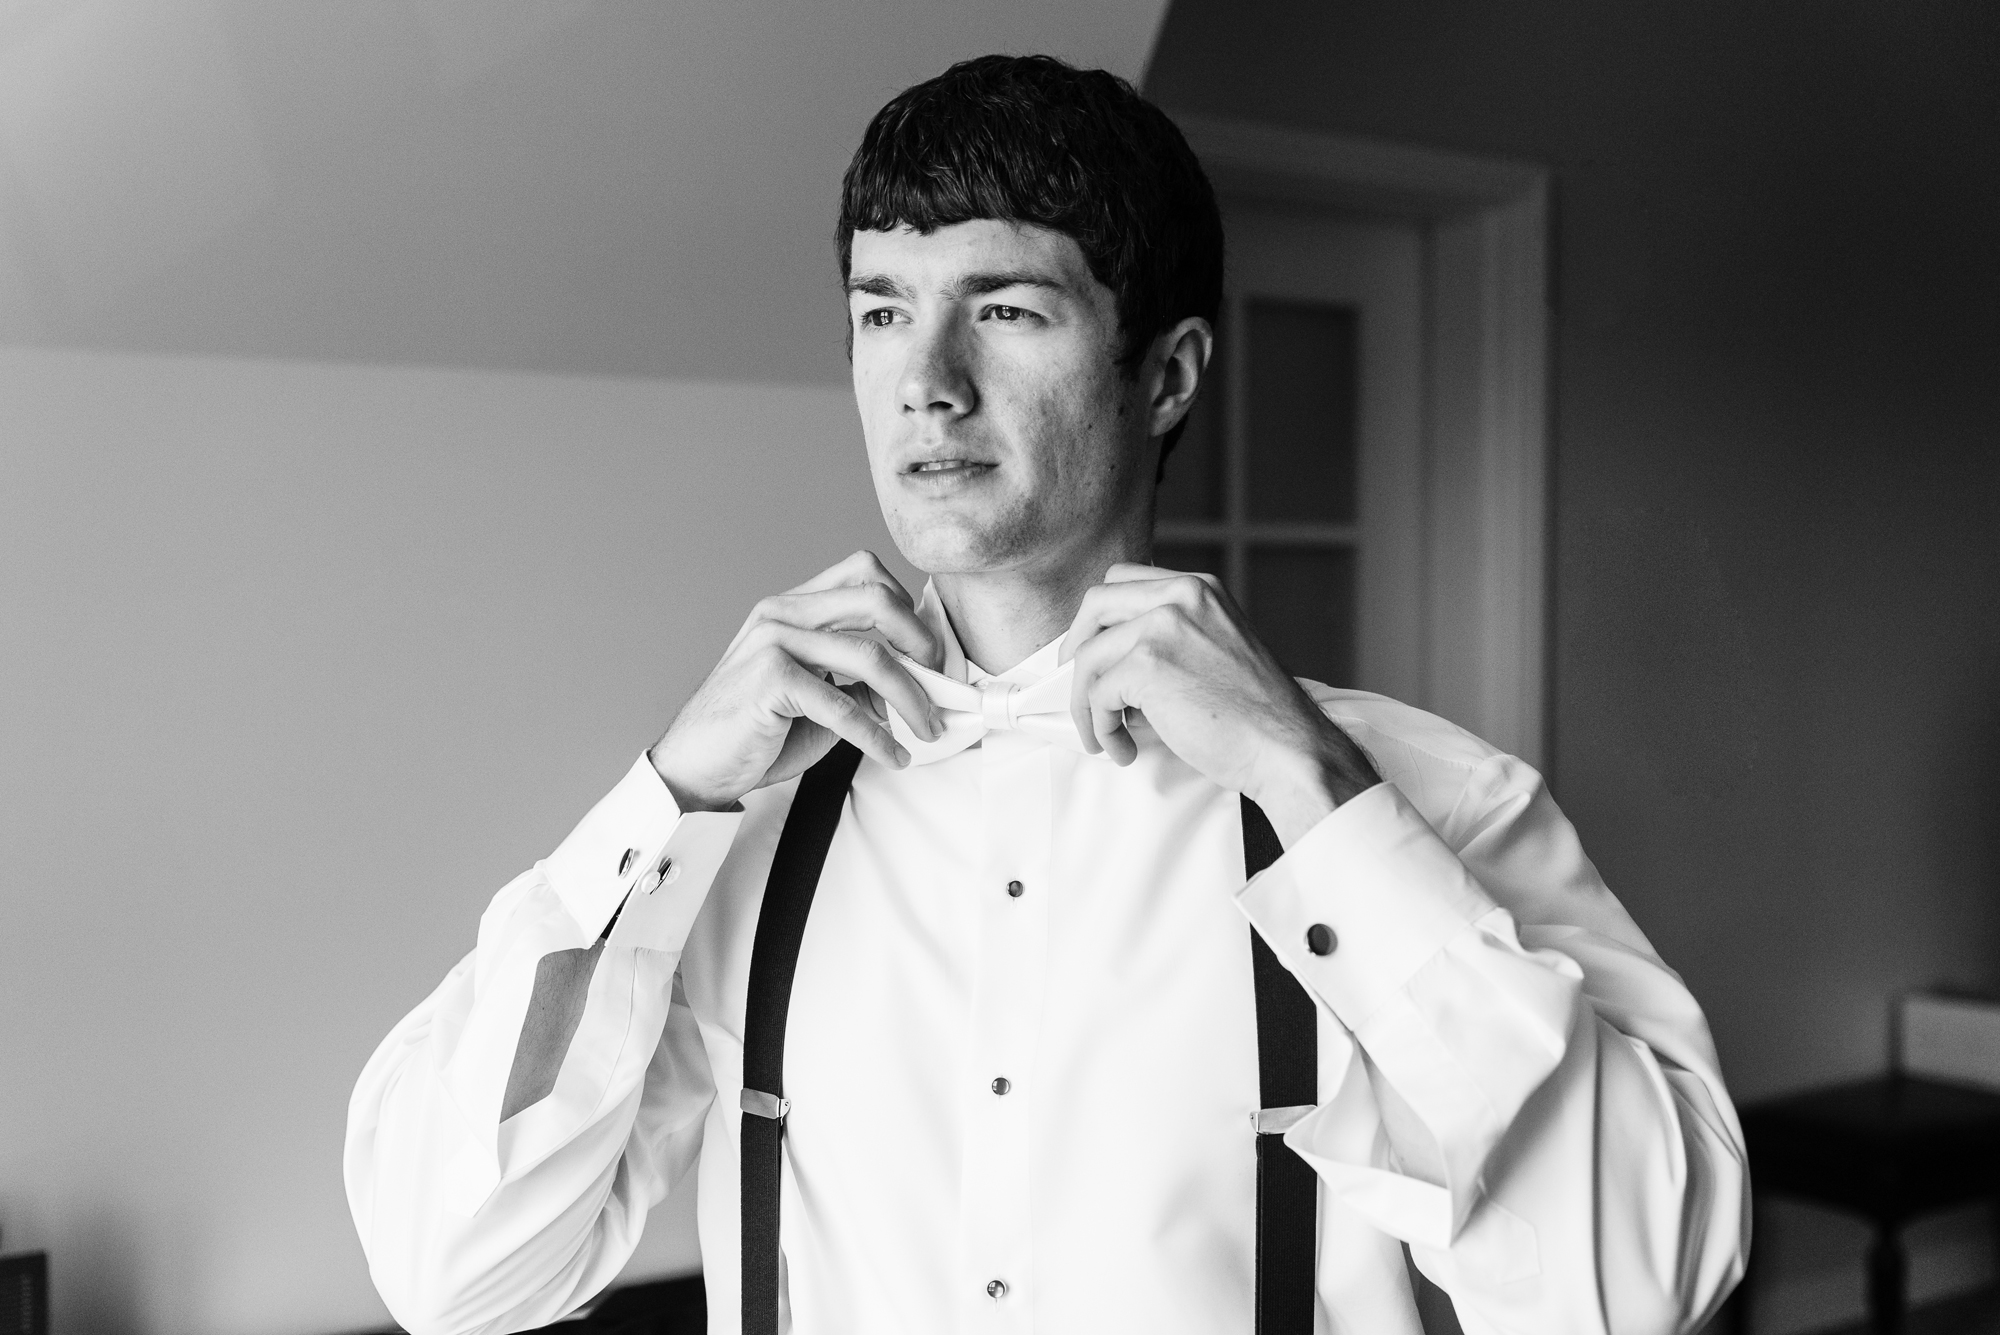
[1144,317,1214,440]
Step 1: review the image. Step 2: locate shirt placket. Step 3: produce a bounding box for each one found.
[954,726,1052,1332]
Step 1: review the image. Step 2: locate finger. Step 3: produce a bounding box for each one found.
[1083,659,1143,767]
[775,660,911,770]
[1093,704,1138,765]
[1060,571,1209,664]
[764,624,941,740]
[1119,559,1227,603]
[756,581,943,672]
[1067,616,1151,759]
[839,679,890,728]
[1105,561,1172,583]
[787,549,913,605]
[772,552,943,670]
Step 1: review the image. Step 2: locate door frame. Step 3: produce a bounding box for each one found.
[1174,114,1553,769]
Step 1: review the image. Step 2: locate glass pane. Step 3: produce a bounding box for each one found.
[1245,299,1357,523]
[1155,311,1225,521]
[1248,545,1355,686]
[1151,542,1225,582]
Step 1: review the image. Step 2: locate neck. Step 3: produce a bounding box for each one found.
[931,523,1152,676]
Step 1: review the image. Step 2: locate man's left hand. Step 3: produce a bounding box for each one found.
[1060,562,1381,847]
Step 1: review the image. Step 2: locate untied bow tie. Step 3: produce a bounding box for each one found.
[885,655,1092,765]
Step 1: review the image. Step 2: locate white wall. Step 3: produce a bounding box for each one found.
[0,345,915,1335]
[0,7,1180,1329]
[0,0,1168,386]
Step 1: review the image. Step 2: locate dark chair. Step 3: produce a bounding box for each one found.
[1730,1075,2000,1335]
[347,1274,707,1335]
[570,1275,705,1333]
[0,1251,49,1335]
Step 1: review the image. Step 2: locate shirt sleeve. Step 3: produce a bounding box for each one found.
[545,752,746,948]
[343,755,743,1335]
[1235,755,1747,1335]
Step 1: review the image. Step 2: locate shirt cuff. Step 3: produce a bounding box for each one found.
[539,753,744,950]
[1236,781,1497,1029]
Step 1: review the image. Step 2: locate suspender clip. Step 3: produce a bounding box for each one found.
[741,1088,791,1122]
[1251,1104,1315,1136]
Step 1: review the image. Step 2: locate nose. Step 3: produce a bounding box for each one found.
[897,318,976,420]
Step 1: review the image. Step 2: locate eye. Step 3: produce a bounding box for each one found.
[859,308,898,328]
[984,304,1032,323]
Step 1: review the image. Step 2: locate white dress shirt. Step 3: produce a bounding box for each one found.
[345,589,1747,1335]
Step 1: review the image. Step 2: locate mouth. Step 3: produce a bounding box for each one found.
[903,458,995,477]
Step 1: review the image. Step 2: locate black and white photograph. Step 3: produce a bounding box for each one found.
[2,4,1996,1335]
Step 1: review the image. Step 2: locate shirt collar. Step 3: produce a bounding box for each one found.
[915,581,1066,689]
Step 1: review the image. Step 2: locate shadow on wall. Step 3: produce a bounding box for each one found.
[1567,503,1767,805]
[1146,0,2000,1104]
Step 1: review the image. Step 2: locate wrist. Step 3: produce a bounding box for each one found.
[647,743,737,815]
[1248,724,1379,849]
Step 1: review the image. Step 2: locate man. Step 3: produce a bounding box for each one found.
[347,55,1746,1335]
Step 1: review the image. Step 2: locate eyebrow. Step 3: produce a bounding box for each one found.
[844,269,1072,302]
[946,269,1071,301]
[845,273,913,300]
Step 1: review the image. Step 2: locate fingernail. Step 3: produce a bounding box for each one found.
[927,712,942,740]
[893,742,912,767]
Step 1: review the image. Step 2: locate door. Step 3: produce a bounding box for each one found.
[1154,199,1425,704]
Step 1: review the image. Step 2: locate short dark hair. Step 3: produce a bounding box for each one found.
[837,54,1223,463]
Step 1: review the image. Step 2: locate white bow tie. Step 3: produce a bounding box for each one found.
[886,656,1091,764]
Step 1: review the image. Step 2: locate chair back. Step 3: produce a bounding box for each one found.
[1899,991,2000,1091]
[0,1251,48,1335]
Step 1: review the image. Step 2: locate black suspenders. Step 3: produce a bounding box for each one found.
[736,741,1458,1333]
[738,741,864,1335]
[1242,799,1319,1333]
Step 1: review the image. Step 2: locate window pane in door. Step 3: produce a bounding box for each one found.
[1245,299,1357,523]
[1248,545,1355,686]
[1154,312,1225,521]
[1151,542,1225,582]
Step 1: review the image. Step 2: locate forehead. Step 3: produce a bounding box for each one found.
[848,219,1099,292]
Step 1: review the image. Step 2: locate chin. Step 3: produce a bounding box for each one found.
[885,509,1041,577]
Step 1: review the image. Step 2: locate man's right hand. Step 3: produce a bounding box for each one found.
[648,551,945,812]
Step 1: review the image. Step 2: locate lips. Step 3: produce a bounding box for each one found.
[907,459,991,474]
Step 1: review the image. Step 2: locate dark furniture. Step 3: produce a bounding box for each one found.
[1732,1075,2000,1335]
[0,1251,49,1335]
[349,1275,705,1335]
[570,1276,705,1333]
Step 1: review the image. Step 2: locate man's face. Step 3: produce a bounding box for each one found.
[846,220,1153,579]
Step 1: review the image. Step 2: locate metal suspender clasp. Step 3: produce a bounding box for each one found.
[1250,1104,1315,1136]
[741,1088,791,1122]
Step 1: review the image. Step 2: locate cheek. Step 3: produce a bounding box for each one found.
[853,365,900,455]
[1050,371,1142,482]
[854,358,887,413]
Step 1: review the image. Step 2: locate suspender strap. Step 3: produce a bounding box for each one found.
[739,742,862,1335]
[1243,797,1463,1335]
[738,771,1430,1334]
[1243,796,1319,1335]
